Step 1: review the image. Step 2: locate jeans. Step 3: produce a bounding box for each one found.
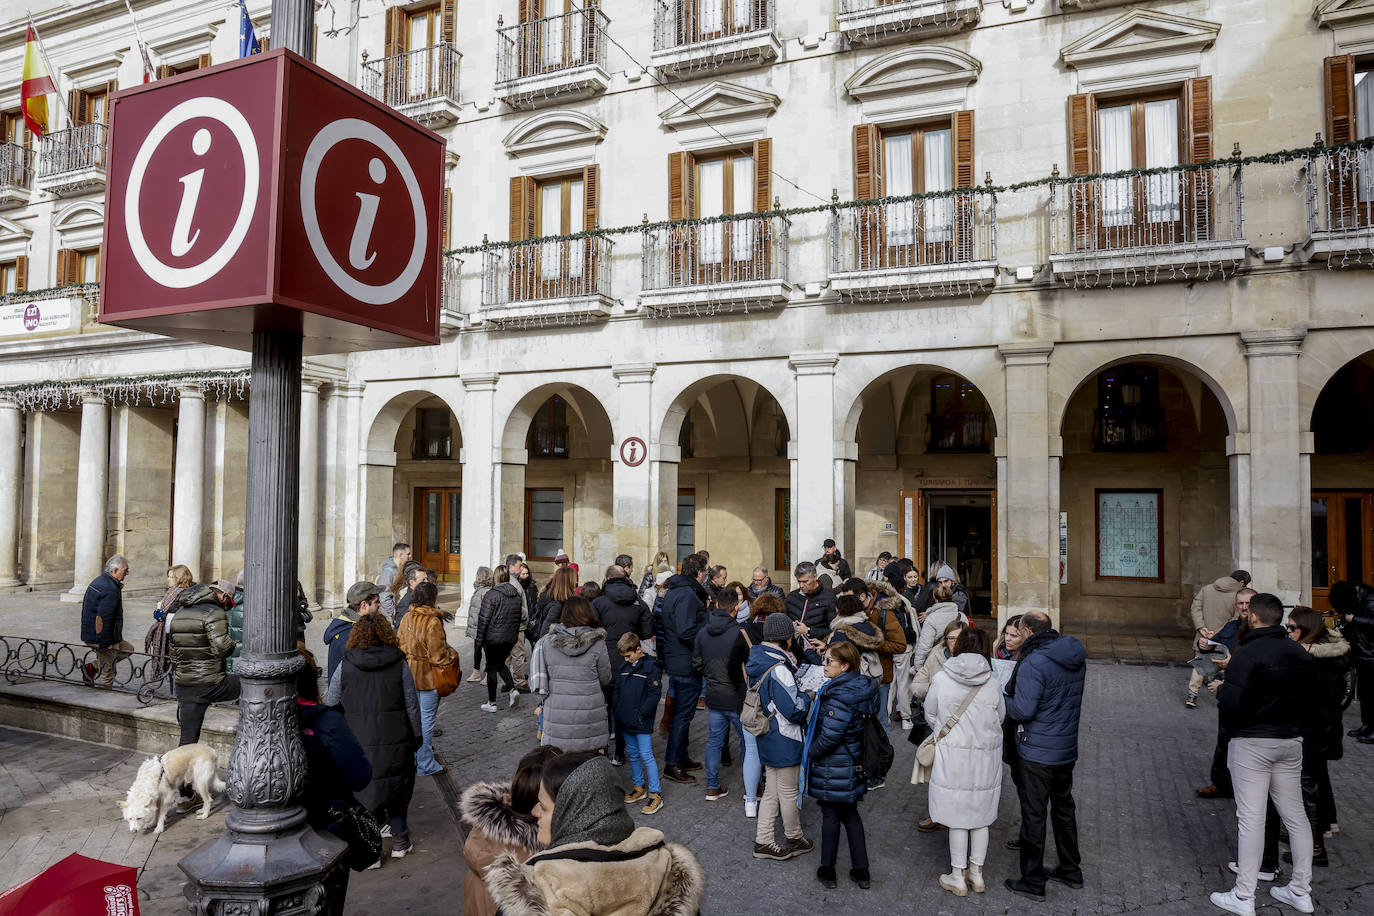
[1016,759,1082,893]
[949,826,989,868]
[755,764,801,846]
[1229,737,1311,899]
[705,709,744,789]
[742,730,761,804]
[484,642,515,704]
[416,689,443,774]
[177,675,241,746]
[87,640,134,687]
[820,801,868,870]
[624,731,661,794]
[665,675,701,766]
[875,682,890,733]
[388,810,409,838]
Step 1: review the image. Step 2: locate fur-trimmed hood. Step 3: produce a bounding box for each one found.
[484,826,706,916]
[548,623,606,656]
[460,781,540,852]
[870,580,909,612]
[829,614,882,649]
[1304,634,1351,659]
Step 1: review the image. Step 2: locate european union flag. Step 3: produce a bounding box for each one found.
[239,0,261,57]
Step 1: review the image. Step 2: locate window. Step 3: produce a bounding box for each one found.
[56,247,99,286]
[927,375,989,453]
[384,2,455,101]
[1095,489,1162,581]
[525,488,564,559]
[676,489,695,561]
[527,395,569,458]
[1093,364,1163,451]
[1,110,30,148]
[1324,55,1374,228]
[0,257,26,294]
[882,124,953,246]
[536,173,585,281]
[67,82,117,126]
[697,151,753,266]
[680,0,762,43]
[508,167,599,299]
[666,141,772,284]
[774,487,790,570]
[411,407,453,460]
[1096,93,1181,233]
[155,57,211,83]
[518,0,597,75]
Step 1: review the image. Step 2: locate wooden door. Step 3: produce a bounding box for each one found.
[416,487,462,581]
[1311,490,1374,611]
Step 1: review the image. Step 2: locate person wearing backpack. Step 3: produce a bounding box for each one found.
[744,612,815,861]
[802,640,880,890]
[924,627,1004,897]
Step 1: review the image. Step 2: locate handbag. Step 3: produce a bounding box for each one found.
[325,799,383,871]
[430,655,461,697]
[905,699,933,746]
[911,682,984,785]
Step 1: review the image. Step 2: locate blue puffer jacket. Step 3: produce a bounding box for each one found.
[659,574,707,678]
[1005,633,1087,766]
[612,655,663,735]
[745,644,812,768]
[804,671,879,804]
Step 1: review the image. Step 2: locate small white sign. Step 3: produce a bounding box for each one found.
[0,298,76,338]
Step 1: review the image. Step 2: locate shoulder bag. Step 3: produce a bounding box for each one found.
[911,681,985,785]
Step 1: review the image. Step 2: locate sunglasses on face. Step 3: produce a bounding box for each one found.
[1285,624,1298,632]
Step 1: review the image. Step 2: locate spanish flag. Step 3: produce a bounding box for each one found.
[21,24,55,139]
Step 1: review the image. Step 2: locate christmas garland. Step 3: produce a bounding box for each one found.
[0,370,250,413]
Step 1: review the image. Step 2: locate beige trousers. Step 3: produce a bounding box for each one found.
[755,764,802,846]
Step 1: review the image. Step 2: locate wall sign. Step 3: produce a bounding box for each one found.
[1095,490,1162,581]
[619,437,646,467]
[0,298,77,337]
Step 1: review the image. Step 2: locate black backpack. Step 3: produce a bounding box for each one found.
[859,713,894,782]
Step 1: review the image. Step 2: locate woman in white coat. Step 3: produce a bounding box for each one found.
[924,627,1004,897]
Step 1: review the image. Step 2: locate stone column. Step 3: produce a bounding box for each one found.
[0,397,22,589]
[790,353,840,565]
[298,381,321,609]
[1240,329,1307,603]
[61,392,109,603]
[460,373,500,607]
[171,387,206,579]
[612,364,656,568]
[999,342,1055,620]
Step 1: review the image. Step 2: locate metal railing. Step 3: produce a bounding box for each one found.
[1306,145,1374,236]
[1,635,173,704]
[1093,406,1165,451]
[830,193,996,274]
[497,7,608,84]
[361,44,461,110]
[654,0,773,50]
[840,0,973,24]
[481,234,614,306]
[927,411,990,453]
[1050,160,1244,256]
[443,254,462,312]
[642,213,790,291]
[37,123,107,178]
[0,143,35,189]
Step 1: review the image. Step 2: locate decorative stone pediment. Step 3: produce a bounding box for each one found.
[54,202,104,249]
[0,216,32,241]
[844,46,980,124]
[659,81,780,150]
[64,51,126,91]
[1061,10,1219,94]
[150,23,220,66]
[504,111,606,176]
[1315,0,1374,54]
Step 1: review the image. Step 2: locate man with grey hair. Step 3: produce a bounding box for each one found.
[784,561,836,639]
[749,567,784,600]
[81,555,133,688]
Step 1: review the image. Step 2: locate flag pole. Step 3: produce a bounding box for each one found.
[121,0,156,82]
[25,14,72,130]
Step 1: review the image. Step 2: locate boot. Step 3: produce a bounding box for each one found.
[816,865,837,889]
[939,867,968,897]
[967,864,986,894]
[659,696,675,737]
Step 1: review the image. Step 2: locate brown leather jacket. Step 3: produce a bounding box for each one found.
[397,604,458,691]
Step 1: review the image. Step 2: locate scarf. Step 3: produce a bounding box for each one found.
[1006,628,1059,698]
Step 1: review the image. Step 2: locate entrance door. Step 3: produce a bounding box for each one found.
[416,487,461,581]
[899,489,997,616]
[1311,490,1373,610]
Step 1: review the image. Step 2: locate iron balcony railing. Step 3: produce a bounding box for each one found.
[361,44,461,110]
[1306,144,1374,236]
[641,213,790,291]
[497,7,608,85]
[1093,406,1165,452]
[1050,159,1245,257]
[0,142,35,189]
[481,234,614,306]
[927,411,991,453]
[654,0,773,50]
[443,253,462,312]
[830,192,997,274]
[37,123,107,178]
[1,634,173,704]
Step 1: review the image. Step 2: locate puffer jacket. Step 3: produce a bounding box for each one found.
[803,670,879,804]
[745,644,812,768]
[167,585,236,688]
[593,578,653,671]
[660,574,707,678]
[1303,635,1352,761]
[912,601,967,669]
[924,654,1005,829]
[612,655,663,735]
[329,645,421,817]
[226,598,244,672]
[397,604,459,691]
[748,580,785,601]
[692,610,749,712]
[476,582,525,647]
[537,624,613,752]
[461,782,542,916]
[1005,632,1087,766]
[1219,625,1317,741]
[1190,575,1245,632]
[79,572,124,648]
[464,586,491,639]
[533,592,564,640]
[825,612,882,680]
[1338,582,1374,665]
[785,584,837,639]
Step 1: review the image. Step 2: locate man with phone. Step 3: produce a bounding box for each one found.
[1196,587,1255,801]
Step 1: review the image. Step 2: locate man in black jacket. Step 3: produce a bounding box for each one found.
[168,580,240,745]
[815,539,852,581]
[692,603,749,802]
[594,564,654,763]
[785,562,836,639]
[1330,580,1374,742]
[80,555,132,688]
[1210,593,1317,916]
[661,553,709,783]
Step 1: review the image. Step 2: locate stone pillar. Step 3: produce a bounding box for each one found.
[612,364,656,569]
[999,342,1055,620]
[298,381,320,609]
[62,392,110,603]
[171,387,206,579]
[1240,329,1307,602]
[0,397,22,589]
[460,373,500,606]
[789,353,840,565]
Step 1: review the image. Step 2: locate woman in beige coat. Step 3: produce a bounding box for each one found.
[461,746,561,916]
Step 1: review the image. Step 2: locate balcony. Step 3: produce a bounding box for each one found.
[829,193,998,302]
[0,283,98,341]
[0,143,35,209]
[1301,144,1374,267]
[36,123,107,197]
[496,8,610,110]
[651,0,780,78]
[479,235,614,329]
[361,45,462,128]
[1093,406,1165,452]
[441,254,463,336]
[838,0,981,46]
[927,411,990,453]
[1049,159,1247,287]
[640,214,790,317]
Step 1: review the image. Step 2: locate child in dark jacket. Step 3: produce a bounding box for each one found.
[612,633,664,814]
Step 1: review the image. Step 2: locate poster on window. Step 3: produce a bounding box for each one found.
[1096,490,1161,580]
[0,298,77,338]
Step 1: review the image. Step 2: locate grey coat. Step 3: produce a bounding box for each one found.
[536,624,612,753]
[465,586,492,639]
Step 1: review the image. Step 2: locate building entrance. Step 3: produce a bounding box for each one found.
[1311,490,1373,611]
[416,486,461,581]
[899,487,996,616]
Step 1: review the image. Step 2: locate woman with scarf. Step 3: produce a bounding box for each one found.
[146,565,193,679]
[461,745,562,916]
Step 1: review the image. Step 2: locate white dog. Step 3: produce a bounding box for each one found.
[119,743,225,834]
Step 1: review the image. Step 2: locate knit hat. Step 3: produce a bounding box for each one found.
[554,548,570,562]
[936,564,957,581]
[548,756,635,848]
[762,613,795,643]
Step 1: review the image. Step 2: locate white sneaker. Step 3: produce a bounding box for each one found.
[1269,885,1314,914]
[1228,861,1278,882]
[901,718,915,731]
[744,800,758,818]
[1210,889,1255,916]
[1325,822,1339,837]
[480,702,498,713]
[509,688,520,708]
[380,824,392,838]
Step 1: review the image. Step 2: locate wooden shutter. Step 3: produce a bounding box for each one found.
[752,139,772,212]
[1184,77,1213,241]
[14,254,26,292]
[1325,55,1358,229]
[668,151,697,281]
[951,110,975,259]
[55,248,75,286]
[384,7,407,56]
[509,176,537,300]
[1067,93,1096,251]
[441,0,457,43]
[441,188,451,249]
[155,65,171,82]
[518,0,540,22]
[197,54,212,70]
[68,90,87,127]
[853,124,882,268]
[582,165,599,286]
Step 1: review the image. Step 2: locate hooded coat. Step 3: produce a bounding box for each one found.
[659,574,708,678]
[803,670,879,803]
[744,643,812,768]
[924,653,1005,829]
[691,610,749,712]
[328,645,421,817]
[613,654,664,735]
[461,782,541,916]
[912,600,967,669]
[867,582,912,682]
[167,584,236,688]
[594,577,654,670]
[1190,575,1245,632]
[1005,632,1087,766]
[1302,634,1351,760]
[323,609,358,680]
[825,611,883,680]
[477,582,526,647]
[539,624,613,752]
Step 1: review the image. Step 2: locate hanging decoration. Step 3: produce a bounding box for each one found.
[1,370,250,413]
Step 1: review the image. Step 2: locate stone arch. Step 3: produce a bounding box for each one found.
[363,386,464,455]
[499,380,615,458]
[838,351,1006,446]
[656,368,795,453]
[1300,331,1374,431]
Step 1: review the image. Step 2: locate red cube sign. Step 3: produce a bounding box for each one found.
[100,49,443,354]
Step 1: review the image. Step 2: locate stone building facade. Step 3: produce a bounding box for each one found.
[0,0,1372,630]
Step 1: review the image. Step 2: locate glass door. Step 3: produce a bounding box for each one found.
[416,487,461,581]
[1311,491,1373,611]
